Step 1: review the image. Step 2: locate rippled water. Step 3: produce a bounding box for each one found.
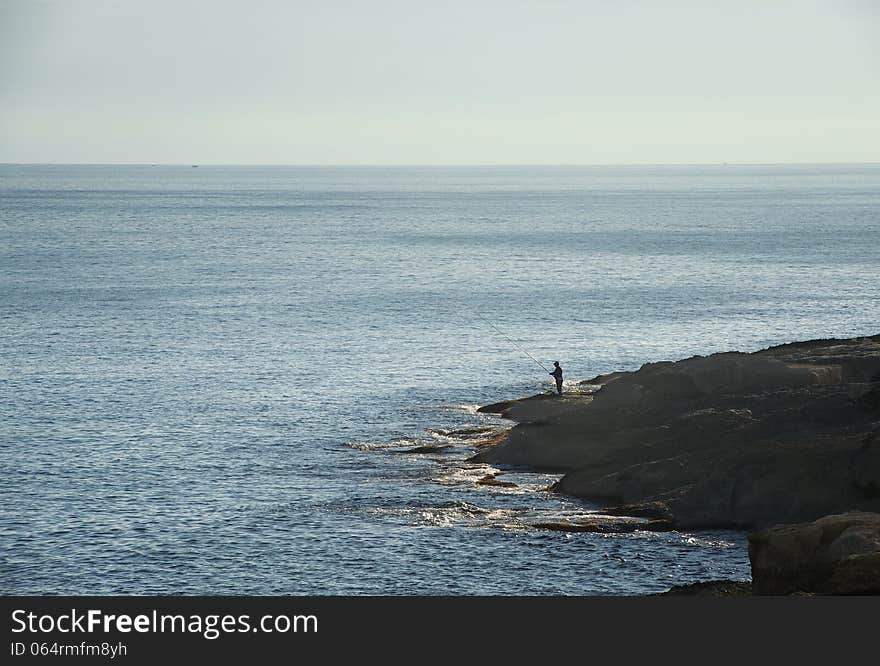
[2,164,879,594]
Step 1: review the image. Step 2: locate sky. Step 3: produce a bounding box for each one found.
[1,0,878,165]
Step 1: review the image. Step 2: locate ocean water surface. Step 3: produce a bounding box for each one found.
[2,164,879,594]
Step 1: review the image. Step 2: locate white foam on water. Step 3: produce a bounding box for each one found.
[440,404,483,415]
[366,502,661,532]
[427,425,505,447]
[429,425,499,438]
[430,463,501,486]
[681,535,739,548]
[347,438,420,452]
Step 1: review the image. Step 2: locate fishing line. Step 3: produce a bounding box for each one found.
[473,311,551,373]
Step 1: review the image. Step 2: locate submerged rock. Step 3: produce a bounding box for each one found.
[530,517,673,533]
[749,511,880,595]
[658,580,753,596]
[398,444,452,454]
[475,474,518,488]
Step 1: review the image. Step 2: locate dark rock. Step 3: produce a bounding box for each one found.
[476,399,518,415]
[398,444,451,454]
[475,474,518,488]
[658,580,753,596]
[477,392,593,422]
[530,517,673,533]
[601,501,674,521]
[852,430,880,498]
[472,335,880,528]
[749,511,880,595]
[578,371,627,386]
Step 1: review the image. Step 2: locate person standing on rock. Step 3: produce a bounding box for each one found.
[550,361,563,395]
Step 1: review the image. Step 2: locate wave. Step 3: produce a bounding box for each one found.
[347,439,422,452]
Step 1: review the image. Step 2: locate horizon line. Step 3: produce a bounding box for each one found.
[2,160,880,168]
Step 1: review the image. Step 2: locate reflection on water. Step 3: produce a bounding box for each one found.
[5,164,877,594]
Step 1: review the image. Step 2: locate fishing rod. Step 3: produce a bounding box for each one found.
[475,311,551,374]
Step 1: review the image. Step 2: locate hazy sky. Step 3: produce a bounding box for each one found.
[1,0,878,164]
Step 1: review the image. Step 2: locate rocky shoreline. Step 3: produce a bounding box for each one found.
[470,334,880,594]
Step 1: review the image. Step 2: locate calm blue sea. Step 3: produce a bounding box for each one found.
[2,164,879,594]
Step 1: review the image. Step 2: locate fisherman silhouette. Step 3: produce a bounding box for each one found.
[550,361,563,395]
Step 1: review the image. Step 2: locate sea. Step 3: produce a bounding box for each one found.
[2,163,879,595]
